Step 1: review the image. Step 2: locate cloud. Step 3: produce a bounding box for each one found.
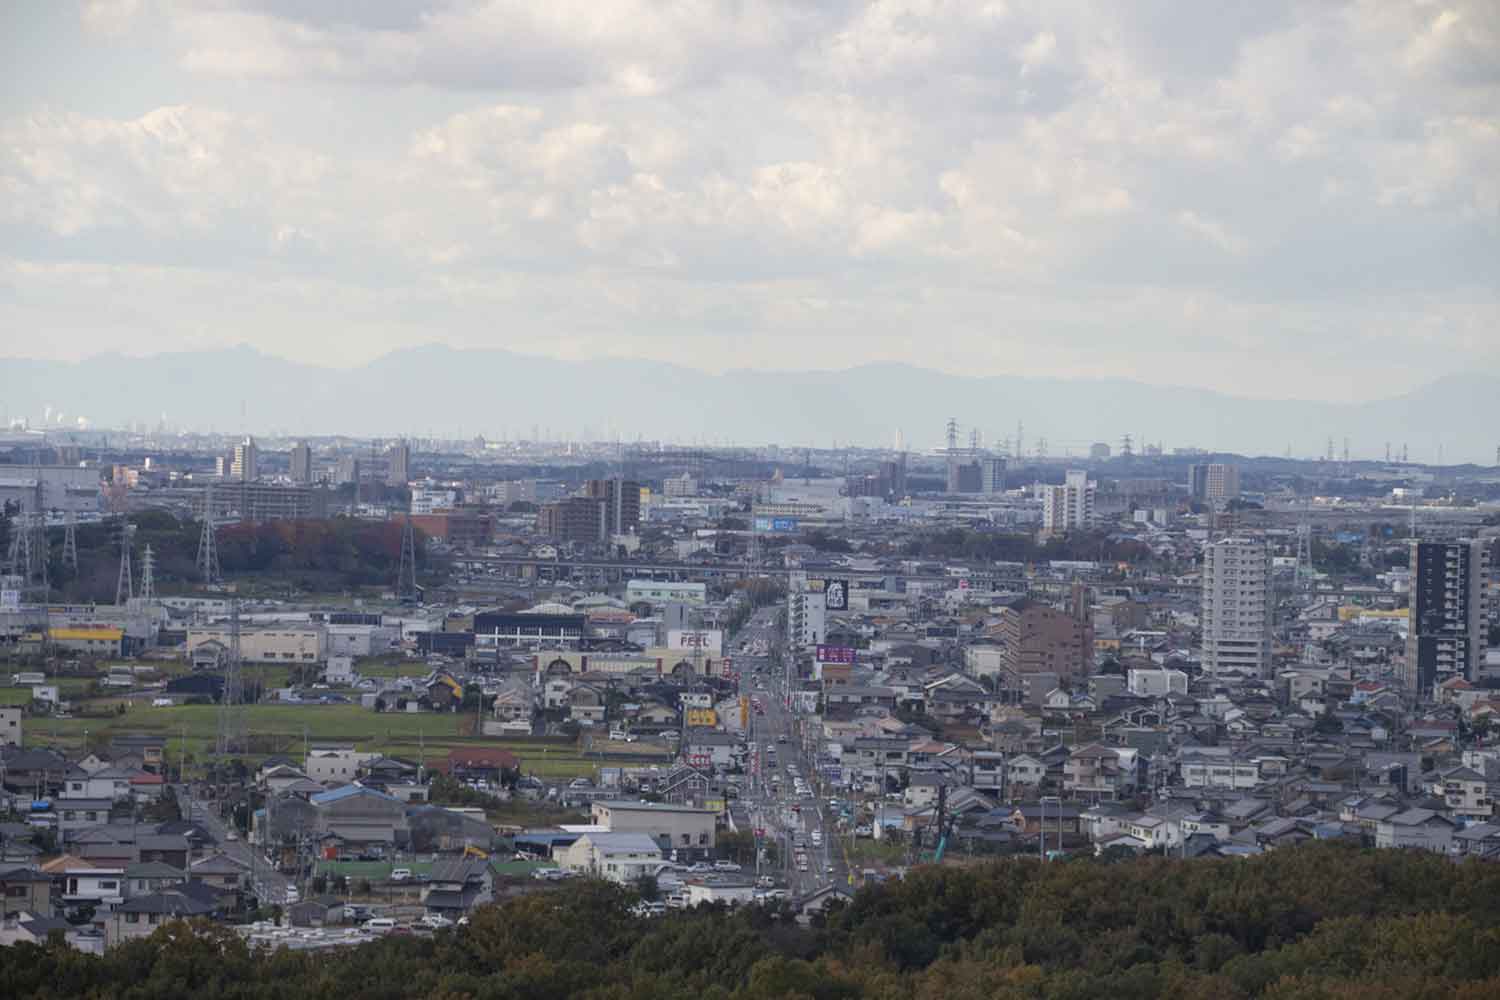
[1,0,1496,400]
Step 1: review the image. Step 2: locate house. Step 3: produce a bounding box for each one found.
[1063,745,1137,802]
[123,861,185,898]
[682,731,737,770]
[1006,754,1047,793]
[439,747,518,785]
[55,799,118,842]
[189,853,247,895]
[425,673,464,711]
[0,911,96,952]
[304,748,380,784]
[1010,803,1082,837]
[1453,821,1500,859]
[59,868,126,910]
[136,834,191,869]
[309,784,410,849]
[0,865,52,916]
[105,885,218,948]
[1436,766,1492,822]
[556,832,664,883]
[904,772,951,810]
[1374,809,1455,853]
[421,858,494,916]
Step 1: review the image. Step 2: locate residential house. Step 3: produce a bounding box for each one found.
[421,858,494,917]
[105,885,218,948]
[1374,809,1455,853]
[0,865,52,916]
[556,832,663,882]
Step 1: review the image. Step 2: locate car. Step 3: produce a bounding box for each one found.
[827,865,836,874]
[755,876,775,888]
[364,918,397,933]
[686,862,714,874]
[225,831,239,841]
[390,868,413,883]
[417,914,454,929]
[284,887,300,903]
[797,861,809,872]
[344,904,372,921]
[777,736,788,744]
[712,860,742,872]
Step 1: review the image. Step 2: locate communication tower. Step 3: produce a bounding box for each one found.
[62,508,78,572]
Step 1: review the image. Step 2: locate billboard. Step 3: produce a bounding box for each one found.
[667,629,723,654]
[822,578,849,611]
[815,645,856,664]
[753,516,800,533]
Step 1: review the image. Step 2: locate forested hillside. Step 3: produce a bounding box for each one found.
[5,844,1500,999]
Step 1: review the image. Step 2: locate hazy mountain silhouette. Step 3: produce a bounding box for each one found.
[3,345,1496,463]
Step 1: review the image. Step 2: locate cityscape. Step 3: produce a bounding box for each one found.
[4,1,1499,998]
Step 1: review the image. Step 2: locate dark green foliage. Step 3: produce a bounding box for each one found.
[5,845,1500,999]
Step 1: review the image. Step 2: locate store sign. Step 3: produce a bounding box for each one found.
[815,645,856,664]
[822,578,849,610]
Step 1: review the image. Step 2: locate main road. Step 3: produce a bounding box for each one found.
[732,607,850,899]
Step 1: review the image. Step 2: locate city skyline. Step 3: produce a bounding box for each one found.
[3,1,1497,401]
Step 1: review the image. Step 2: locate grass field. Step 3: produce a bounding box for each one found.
[20,702,609,779]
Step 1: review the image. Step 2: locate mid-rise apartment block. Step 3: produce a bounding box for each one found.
[231,437,259,482]
[1041,470,1095,533]
[1200,537,1274,678]
[1191,463,1241,504]
[289,442,313,483]
[1406,540,1491,698]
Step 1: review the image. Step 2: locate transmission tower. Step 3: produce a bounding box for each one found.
[197,482,220,584]
[945,418,959,452]
[62,508,78,572]
[140,544,155,603]
[396,514,418,602]
[215,598,246,755]
[115,519,134,605]
[1294,525,1313,590]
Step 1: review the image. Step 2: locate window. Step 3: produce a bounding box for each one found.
[125,912,139,924]
[99,880,118,891]
[6,885,27,898]
[148,914,160,925]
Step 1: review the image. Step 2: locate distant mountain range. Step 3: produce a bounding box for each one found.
[3,345,1498,464]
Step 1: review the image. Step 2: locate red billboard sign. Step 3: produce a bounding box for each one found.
[815,645,856,664]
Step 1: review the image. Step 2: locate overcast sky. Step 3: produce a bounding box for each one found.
[3,1,1496,401]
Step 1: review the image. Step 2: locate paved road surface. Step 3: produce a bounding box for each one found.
[179,784,293,905]
[733,607,851,899]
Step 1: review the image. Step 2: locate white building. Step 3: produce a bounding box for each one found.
[1041,470,1095,533]
[1200,537,1274,678]
[0,706,20,747]
[556,832,664,883]
[1127,666,1189,697]
[787,588,826,650]
[231,437,259,481]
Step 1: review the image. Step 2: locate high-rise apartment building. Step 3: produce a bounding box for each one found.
[1200,537,1274,678]
[982,456,1007,494]
[387,440,410,486]
[1405,540,1491,698]
[231,437,259,482]
[1041,470,1095,532]
[1191,463,1241,504]
[335,455,361,486]
[583,478,641,535]
[289,442,313,483]
[537,497,608,544]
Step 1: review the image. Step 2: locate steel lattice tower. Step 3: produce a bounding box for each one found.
[62,508,78,572]
[115,519,133,605]
[140,544,155,603]
[216,597,246,755]
[196,482,220,584]
[396,514,418,601]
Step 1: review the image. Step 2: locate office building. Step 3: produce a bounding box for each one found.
[1041,470,1095,533]
[387,440,410,486]
[1405,540,1491,698]
[231,437,259,482]
[583,478,641,535]
[199,482,329,523]
[289,442,313,483]
[1200,537,1274,678]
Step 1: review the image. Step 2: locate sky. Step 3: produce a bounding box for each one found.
[2,0,1497,402]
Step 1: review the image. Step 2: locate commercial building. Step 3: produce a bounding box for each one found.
[0,465,99,515]
[186,626,326,664]
[1200,537,1274,678]
[1041,470,1095,533]
[1,706,21,747]
[230,437,259,482]
[1405,540,1492,697]
[473,611,587,650]
[289,443,313,483]
[591,800,717,852]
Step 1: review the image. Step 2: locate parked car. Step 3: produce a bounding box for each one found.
[417,914,453,929]
[686,862,714,874]
[364,918,397,933]
[390,868,413,883]
[712,860,741,872]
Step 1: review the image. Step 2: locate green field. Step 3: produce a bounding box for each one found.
[20,702,614,779]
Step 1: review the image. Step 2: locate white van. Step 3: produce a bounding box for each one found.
[364,918,397,933]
